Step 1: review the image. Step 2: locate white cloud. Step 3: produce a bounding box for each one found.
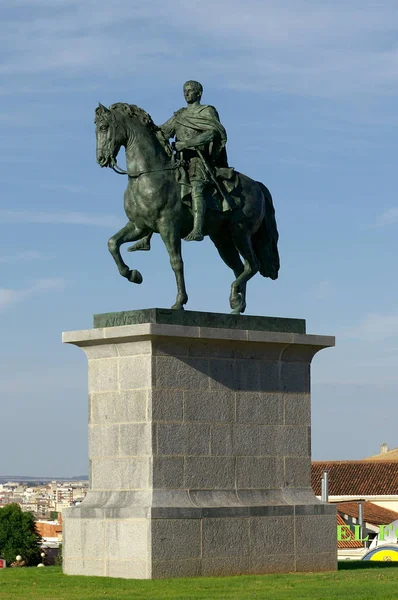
[0,210,123,228]
[0,1,397,97]
[0,278,65,311]
[374,208,398,227]
[341,312,398,343]
[0,250,50,263]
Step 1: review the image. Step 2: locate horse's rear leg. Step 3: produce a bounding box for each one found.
[210,231,247,314]
[108,222,148,284]
[229,227,260,314]
[159,223,188,310]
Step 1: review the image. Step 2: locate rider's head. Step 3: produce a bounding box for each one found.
[184,80,203,104]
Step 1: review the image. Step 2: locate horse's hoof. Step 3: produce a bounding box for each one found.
[171,303,184,310]
[128,269,143,284]
[230,293,245,314]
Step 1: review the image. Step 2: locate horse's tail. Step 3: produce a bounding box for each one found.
[252,182,280,280]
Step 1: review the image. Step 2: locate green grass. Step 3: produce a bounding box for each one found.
[1,566,398,600]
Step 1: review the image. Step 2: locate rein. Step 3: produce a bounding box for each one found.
[111,160,182,178]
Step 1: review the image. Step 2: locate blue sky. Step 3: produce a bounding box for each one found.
[1,0,398,476]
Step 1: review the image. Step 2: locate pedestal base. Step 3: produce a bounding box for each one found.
[64,500,336,578]
[62,309,336,578]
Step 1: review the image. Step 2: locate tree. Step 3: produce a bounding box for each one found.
[50,511,59,522]
[0,504,42,566]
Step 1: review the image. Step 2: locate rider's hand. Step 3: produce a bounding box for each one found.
[174,141,186,151]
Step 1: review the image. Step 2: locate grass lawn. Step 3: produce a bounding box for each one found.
[1,565,398,600]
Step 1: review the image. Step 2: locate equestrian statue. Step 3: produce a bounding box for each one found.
[95,80,279,314]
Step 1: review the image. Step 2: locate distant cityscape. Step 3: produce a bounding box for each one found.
[0,476,89,559]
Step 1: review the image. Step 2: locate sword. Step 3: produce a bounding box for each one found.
[196,149,233,212]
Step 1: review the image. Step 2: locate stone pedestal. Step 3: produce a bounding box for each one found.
[62,309,336,578]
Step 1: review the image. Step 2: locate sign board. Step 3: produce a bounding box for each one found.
[0,559,6,568]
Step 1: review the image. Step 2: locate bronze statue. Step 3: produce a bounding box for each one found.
[95,81,279,314]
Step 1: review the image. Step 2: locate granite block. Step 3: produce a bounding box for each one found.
[107,560,148,579]
[185,457,235,489]
[90,390,148,424]
[150,389,183,421]
[258,362,280,392]
[295,515,337,554]
[210,425,233,455]
[233,425,279,456]
[235,359,260,391]
[155,356,209,389]
[88,424,119,458]
[250,516,295,555]
[91,458,150,490]
[284,393,311,425]
[119,355,153,390]
[152,519,201,560]
[107,520,149,561]
[152,337,189,357]
[236,392,282,425]
[63,518,105,560]
[284,457,311,488]
[281,426,310,457]
[237,457,284,489]
[88,358,118,393]
[63,559,105,576]
[202,556,250,576]
[184,390,235,423]
[153,457,185,489]
[250,553,295,574]
[281,362,310,393]
[84,344,118,359]
[209,358,236,390]
[295,552,337,572]
[119,423,151,456]
[202,517,250,558]
[187,339,235,359]
[156,423,210,455]
[116,340,152,356]
[152,559,201,578]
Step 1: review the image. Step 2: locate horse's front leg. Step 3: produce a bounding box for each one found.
[108,221,147,284]
[158,222,188,310]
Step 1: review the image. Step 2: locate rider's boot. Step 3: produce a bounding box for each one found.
[184,181,205,242]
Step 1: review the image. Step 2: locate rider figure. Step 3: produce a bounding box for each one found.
[161,80,228,241]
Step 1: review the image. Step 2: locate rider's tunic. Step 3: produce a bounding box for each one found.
[160,104,228,183]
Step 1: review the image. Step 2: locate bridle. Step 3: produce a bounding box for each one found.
[111,159,182,178]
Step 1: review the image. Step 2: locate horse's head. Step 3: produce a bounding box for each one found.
[95,103,128,168]
[95,102,173,169]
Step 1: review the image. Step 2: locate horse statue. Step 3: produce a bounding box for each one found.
[95,102,279,314]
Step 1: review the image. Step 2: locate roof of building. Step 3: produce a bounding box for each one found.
[364,448,398,461]
[337,501,398,526]
[312,461,398,496]
[337,514,363,549]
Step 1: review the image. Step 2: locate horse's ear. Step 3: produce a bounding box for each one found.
[96,103,109,115]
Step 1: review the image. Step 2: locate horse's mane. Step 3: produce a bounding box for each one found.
[109,102,173,158]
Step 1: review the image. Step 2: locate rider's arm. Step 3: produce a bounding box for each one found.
[160,116,176,139]
[178,130,214,150]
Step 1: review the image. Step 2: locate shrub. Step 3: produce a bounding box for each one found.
[0,504,42,566]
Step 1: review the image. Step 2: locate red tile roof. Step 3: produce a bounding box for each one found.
[337,501,398,526]
[312,461,398,496]
[337,514,363,549]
